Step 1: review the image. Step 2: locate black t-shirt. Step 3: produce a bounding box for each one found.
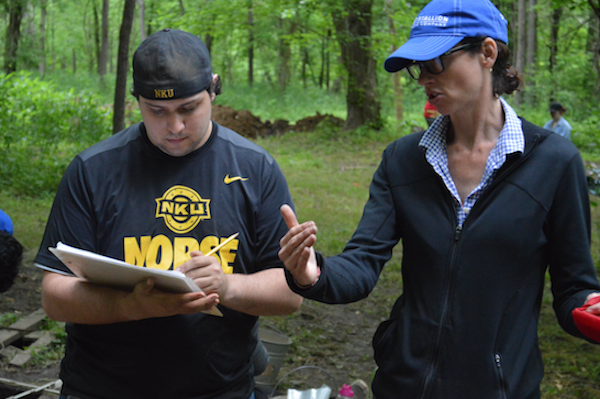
[35,122,294,399]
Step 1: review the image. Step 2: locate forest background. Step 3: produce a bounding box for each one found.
[3,0,600,397]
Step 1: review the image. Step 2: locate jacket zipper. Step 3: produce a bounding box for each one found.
[418,133,542,398]
[495,353,509,399]
[419,223,463,399]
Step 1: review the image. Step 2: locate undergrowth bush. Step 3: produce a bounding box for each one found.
[0,72,112,196]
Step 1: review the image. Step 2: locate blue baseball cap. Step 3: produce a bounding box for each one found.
[0,209,13,235]
[384,0,508,73]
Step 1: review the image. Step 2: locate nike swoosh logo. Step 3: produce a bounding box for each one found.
[224,175,249,184]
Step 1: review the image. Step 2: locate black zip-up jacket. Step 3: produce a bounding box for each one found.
[286,119,600,399]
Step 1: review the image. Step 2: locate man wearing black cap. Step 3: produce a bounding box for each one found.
[34,29,301,399]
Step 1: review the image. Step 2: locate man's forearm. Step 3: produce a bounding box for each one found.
[42,271,134,324]
[221,268,302,316]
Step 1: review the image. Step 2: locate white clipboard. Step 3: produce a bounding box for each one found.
[49,242,222,317]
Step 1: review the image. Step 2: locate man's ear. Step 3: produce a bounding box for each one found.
[210,73,219,102]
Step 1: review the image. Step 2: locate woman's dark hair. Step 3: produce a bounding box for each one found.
[0,231,22,293]
[549,102,566,113]
[462,36,522,96]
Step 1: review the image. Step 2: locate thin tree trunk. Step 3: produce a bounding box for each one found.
[99,0,109,78]
[204,0,213,53]
[51,6,55,72]
[514,0,526,105]
[326,28,331,90]
[589,0,600,92]
[332,0,381,130]
[248,4,254,87]
[385,0,402,121]
[113,0,136,134]
[301,47,307,89]
[178,0,185,16]
[4,0,25,74]
[93,0,101,72]
[594,18,600,93]
[526,0,537,71]
[72,48,77,73]
[277,18,292,91]
[525,0,537,104]
[549,6,562,73]
[39,0,47,74]
[137,0,145,42]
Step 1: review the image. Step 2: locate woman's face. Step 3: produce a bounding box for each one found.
[551,110,563,122]
[417,41,493,117]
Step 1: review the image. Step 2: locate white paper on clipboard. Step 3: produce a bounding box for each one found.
[49,242,222,317]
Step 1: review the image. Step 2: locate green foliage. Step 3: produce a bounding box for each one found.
[28,319,67,368]
[0,71,112,196]
[572,112,600,157]
[0,312,19,328]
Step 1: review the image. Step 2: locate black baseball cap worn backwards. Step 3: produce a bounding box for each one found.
[132,28,213,100]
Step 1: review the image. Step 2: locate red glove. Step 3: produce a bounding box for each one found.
[572,295,600,342]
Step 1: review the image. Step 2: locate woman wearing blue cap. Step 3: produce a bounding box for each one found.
[278,0,600,398]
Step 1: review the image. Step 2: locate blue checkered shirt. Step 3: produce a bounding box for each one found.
[419,97,524,226]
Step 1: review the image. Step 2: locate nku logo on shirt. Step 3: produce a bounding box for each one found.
[155,185,210,233]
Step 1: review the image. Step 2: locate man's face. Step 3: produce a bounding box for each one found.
[138,90,213,157]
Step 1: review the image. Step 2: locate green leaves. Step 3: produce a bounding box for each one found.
[0,71,111,196]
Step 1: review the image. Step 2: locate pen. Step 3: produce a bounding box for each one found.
[204,233,239,257]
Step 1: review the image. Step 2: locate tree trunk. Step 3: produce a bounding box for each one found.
[301,47,308,89]
[319,34,326,88]
[594,17,600,94]
[99,0,109,79]
[4,0,25,74]
[525,0,537,71]
[589,0,600,20]
[51,5,55,72]
[331,0,381,130]
[248,4,254,87]
[514,0,526,105]
[113,0,137,134]
[525,0,537,104]
[549,6,562,73]
[588,0,600,92]
[72,48,77,74]
[137,0,146,42]
[385,0,402,121]
[277,18,292,91]
[93,0,101,72]
[326,28,331,90]
[39,0,47,74]
[203,0,213,53]
[178,0,185,16]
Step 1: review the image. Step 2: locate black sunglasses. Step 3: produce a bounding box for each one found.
[405,43,479,80]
